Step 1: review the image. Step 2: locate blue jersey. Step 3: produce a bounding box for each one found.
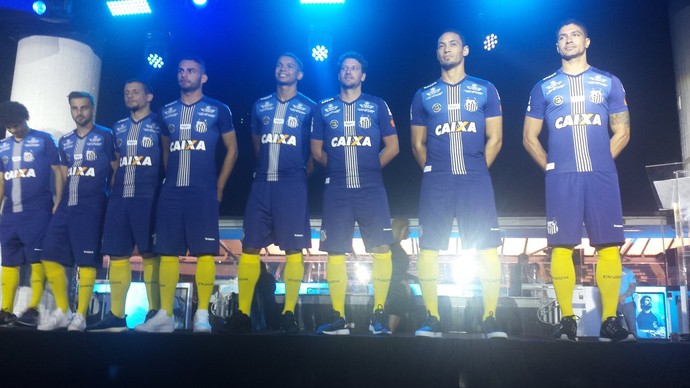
[526,66,628,173]
[111,113,163,198]
[410,76,502,175]
[251,92,315,182]
[311,94,397,189]
[160,96,234,190]
[58,125,116,206]
[0,129,60,214]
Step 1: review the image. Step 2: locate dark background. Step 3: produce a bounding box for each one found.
[0,0,682,218]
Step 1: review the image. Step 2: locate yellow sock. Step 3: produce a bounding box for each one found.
[417,249,439,318]
[479,248,501,320]
[1,266,20,311]
[372,250,392,312]
[238,252,261,316]
[143,257,160,311]
[159,256,179,316]
[327,255,347,317]
[196,255,216,311]
[109,259,131,318]
[282,253,304,314]
[551,247,576,317]
[42,260,69,312]
[29,263,46,309]
[77,267,96,316]
[596,246,622,322]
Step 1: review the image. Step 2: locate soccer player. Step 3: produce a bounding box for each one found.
[230,53,315,334]
[0,101,62,327]
[38,92,117,332]
[523,19,634,342]
[135,56,238,333]
[410,30,506,339]
[311,51,399,335]
[87,80,165,332]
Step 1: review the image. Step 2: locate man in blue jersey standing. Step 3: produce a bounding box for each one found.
[87,80,165,332]
[0,101,63,327]
[230,53,315,334]
[410,30,506,339]
[135,56,238,333]
[39,92,117,332]
[523,19,634,342]
[311,51,399,335]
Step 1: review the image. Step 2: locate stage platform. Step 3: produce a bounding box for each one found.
[1,327,689,387]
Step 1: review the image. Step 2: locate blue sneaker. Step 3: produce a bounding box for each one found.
[369,306,391,335]
[317,312,350,335]
[482,312,507,339]
[415,314,442,338]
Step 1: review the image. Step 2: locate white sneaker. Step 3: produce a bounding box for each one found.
[193,310,212,333]
[134,309,175,333]
[38,309,72,331]
[68,313,86,332]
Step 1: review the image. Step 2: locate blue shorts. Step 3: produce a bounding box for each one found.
[154,187,220,256]
[319,185,393,253]
[419,173,501,251]
[102,196,156,256]
[546,171,624,247]
[242,180,311,252]
[41,197,107,267]
[0,210,51,266]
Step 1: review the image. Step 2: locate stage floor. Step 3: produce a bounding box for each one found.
[1,327,689,387]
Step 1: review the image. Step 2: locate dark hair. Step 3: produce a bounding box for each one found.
[178,55,207,74]
[67,91,95,106]
[125,79,153,95]
[0,101,29,127]
[438,29,467,47]
[278,52,303,72]
[640,295,652,302]
[338,51,368,73]
[557,18,588,39]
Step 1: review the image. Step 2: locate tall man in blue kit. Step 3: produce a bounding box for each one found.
[410,30,506,338]
[87,80,165,332]
[523,19,634,342]
[39,92,117,332]
[135,56,238,333]
[311,51,399,335]
[0,101,62,327]
[230,53,315,334]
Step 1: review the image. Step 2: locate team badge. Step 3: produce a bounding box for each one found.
[117,139,123,147]
[589,89,604,104]
[553,95,564,106]
[329,120,338,129]
[359,116,371,129]
[2,156,8,164]
[195,121,207,133]
[547,219,559,235]
[320,229,327,242]
[263,116,270,126]
[464,98,478,112]
[142,136,154,148]
[287,116,299,128]
[432,103,442,113]
[86,150,97,161]
[168,124,175,134]
[23,152,34,163]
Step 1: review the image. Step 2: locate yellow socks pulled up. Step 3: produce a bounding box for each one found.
[109,259,131,318]
[596,246,622,322]
[1,266,20,311]
[417,249,439,318]
[142,256,160,311]
[282,252,304,314]
[372,250,392,312]
[43,260,69,313]
[551,247,576,317]
[29,263,46,309]
[479,248,501,320]
[76,266,96,316]
[327,254,347,317]
[238,252,261,316]
[196,255,216,311]
[159,256,180,316]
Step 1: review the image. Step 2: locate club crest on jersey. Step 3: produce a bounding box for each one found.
[359,116,371,129]
[4,168,36,180]
[329,120,339,129]
[553,95,564,106]
[120,155,153,167]
[425,87,442,99]
[547,219,558,235]
[330,136,372,147]
[464,84,484,96]
[23,152,34,162]
[261,133,297,146]
[86,150,97,161]
[464,98,478,112]
[554,113,602,129]
[141,136,154,148]
[195,121,207,133]
[589,89,604,104]
[68,166,95,177]
[262,116,270,126]
[432,103,442,113]
[168,124,175,134]
[287,116,299,128]
[170,140,206,151]
[435,121,477,135]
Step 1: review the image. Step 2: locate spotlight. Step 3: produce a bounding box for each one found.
[147,53,164,69]
[311,45,329,62]
[32,1,47,15]
[483,33,498,51]
[144,32,170,70]
[301,0,345,4]
[107,0,152,16]
[192,0,208,8]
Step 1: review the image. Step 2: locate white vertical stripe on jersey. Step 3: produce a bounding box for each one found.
[123,121,142,198]
[568,75,593,172]
[268,102,287,182]
[344,103,360,189]
[177,105,194,187]
[447,85,467,175]
[68,137,86,206]
[11,141,23,213]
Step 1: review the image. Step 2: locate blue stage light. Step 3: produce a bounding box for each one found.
[301,0,345,4]
[106,0,152,17]
[32,1,46,15]
[483,33,498,51]
[192,0,208,8]
[311,45,329,62]
[147,53,165,69]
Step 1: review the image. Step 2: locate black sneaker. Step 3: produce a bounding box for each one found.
[554,315,578,341]
[226,310,251,334]
[15,307,39,327]
[415,313,442,337]
[369,306,391,335]
[316,311,350,335]
[0,309,17,326]
[280,311,300,334]
[144,309,158,323]
[86,311,128,332]
[482,312,507,339]
[599,316,636,343]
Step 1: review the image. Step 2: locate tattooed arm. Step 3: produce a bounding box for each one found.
[609,111,630,159]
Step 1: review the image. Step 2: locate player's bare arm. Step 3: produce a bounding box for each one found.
[523,116,548,170]
[410,124,428,169]
[609,111,630,159]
